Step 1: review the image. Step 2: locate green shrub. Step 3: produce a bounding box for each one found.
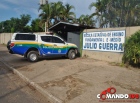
[122,30,140,66]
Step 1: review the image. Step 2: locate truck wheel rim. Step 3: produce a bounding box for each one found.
[30,54,37,61]
[71,52,75,58]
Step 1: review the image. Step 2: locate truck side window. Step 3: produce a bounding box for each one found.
[15,34,35,40]
[41,36,52,42]
[52,37,64,43]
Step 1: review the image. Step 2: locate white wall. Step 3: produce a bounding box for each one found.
[0,32,45,44]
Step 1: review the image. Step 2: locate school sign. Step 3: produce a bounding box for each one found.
[83,30,125,52]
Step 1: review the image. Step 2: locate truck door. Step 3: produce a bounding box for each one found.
[51,36,67,55]
[40,36,53,55]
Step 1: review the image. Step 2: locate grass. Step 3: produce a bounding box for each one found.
[2,43,6,46]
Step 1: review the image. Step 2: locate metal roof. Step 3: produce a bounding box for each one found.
[49,21,95,32]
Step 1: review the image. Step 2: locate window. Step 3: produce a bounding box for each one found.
[41,36,52,42]
[15,34,35,40]
[52,37,64,43]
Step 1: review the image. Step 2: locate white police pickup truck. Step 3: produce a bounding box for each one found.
[9,33,78,62]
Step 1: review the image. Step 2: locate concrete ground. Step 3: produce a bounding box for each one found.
[0,61,50,103]
[0,44,140,103]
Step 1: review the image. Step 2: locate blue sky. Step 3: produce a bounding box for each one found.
[0,0,96,23]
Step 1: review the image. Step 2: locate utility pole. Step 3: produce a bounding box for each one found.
[39,0,48,32]
[45,22,47,32]
[2,23,4,33]
[39,0,48,5]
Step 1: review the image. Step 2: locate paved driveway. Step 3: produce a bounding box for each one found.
[0,45,140,103]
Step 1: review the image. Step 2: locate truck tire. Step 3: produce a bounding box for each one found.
[27,51,38,62]
[68,49,76,60]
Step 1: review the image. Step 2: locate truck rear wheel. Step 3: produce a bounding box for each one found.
[68,49,76,60]
[27,51,38,62]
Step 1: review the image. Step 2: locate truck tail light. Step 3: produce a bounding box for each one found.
[10,43,15,48]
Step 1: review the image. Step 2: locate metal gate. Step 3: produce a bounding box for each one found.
[67,32,80,51]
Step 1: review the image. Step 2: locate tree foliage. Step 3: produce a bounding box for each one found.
[38,1,76,31]
[90,0,140,28]
[0,14,31,33]
[1,0,140,33]
[31,18,43,32]
[123,30,140,66]
[76,14,95,27]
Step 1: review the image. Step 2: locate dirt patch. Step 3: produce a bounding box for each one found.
[38,75,91,102]
[19,67,34,71]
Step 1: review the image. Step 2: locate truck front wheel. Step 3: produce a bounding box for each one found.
[27,51,38,62]
[68,49,76,60]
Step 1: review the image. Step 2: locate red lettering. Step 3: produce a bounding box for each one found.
[135,94,139,99]
[131,94,135,99]
[129,94,131,99]
[129,94,140,99]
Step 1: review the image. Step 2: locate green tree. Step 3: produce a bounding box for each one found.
[9,17,20,32]
[39,3,53,32]
[76,14,95,27]
[0,20,14,32]
[23,25,32,32]
[31,18,43,32]
[0,14,31,32]
[89,0,140,28]
[89,0,104,27]
[51,1,63,24]
[18,14,31,32]
[59,3,75,22]
[39,2,76,31]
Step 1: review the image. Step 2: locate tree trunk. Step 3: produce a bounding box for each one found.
[45,19,49,32]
